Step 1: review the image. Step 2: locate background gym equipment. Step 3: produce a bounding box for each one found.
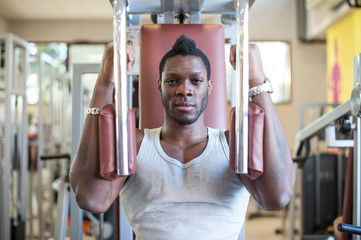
[0,33,28,240]
[39,153,71,240]
[27,52,68,239]
[292,54,361,240]
[33,53,57,239]
[26,51,71,239]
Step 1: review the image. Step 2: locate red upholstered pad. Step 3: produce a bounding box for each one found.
[139,24,228,130]
[229,103,265,180]
[99,105,137,179]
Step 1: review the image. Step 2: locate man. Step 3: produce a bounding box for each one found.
[70,35,294,239]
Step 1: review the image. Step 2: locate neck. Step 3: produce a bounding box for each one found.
[161,116,208,144]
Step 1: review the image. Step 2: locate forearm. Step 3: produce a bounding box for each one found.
[69,82,126,213]
[241,93,295,210]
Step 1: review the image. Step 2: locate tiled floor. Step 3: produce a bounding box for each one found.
[245,198,291,240]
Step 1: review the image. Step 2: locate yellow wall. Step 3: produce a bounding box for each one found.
[327,10,361,104]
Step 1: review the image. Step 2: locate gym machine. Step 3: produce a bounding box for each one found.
[35,53,55,239]
[291,54,361,240]
[109,0,252,180]
[70,0,255,239]
[0,33,29,240]
[27,52,70,239]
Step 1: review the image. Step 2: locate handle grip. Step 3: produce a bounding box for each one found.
[234,0,250,174]
[111,0,132,175]
[338,223,361,236]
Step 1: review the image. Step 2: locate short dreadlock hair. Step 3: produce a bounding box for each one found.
[159,35,211,81]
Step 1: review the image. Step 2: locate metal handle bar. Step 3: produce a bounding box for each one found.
[111,0,132,175]
[40,153,71,161]
[234,0,249,174]
[110,0,250,175]
[338,223,361,236]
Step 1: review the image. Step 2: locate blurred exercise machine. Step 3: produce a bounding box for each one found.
[291,55,361,240]
[0,33,28,240]
[27,53,71,240]
[0,33,72,239]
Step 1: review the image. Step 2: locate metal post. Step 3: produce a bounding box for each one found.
[0,39,3,240]
[288,164,298,240]
[234,0,249,174]
[353,54,361,240]
[0,137,2,239]
[354,117,361,240]
[119,197,134,240]
[46,56,56,236]
[27,57,36,240]
[111,0,131,176]
[37,54,44,240]
[20,41,29,225]
[33,53,57,239]
[70,63,94,240]
[337,150,343,216]
[0,32,28,240]
[1,32,13,240]
[161,0,175,23]
[54,181,69,240]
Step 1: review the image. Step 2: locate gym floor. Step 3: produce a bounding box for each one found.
[245,197,293,240]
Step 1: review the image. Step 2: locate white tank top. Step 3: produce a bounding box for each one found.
[120,127,250,240]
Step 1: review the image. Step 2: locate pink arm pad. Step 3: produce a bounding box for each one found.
[99,104,137,180]
[229,102,265,180]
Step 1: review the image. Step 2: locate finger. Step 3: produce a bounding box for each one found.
[127,53,135,71]
[229,45,236,70]
[98,43,115,83]
[248,44,265,86]
[126,45,135,71]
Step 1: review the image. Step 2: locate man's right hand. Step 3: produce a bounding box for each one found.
[92,42,136,107]
[98,42,136,87]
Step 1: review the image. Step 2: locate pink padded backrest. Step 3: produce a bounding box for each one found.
[139,24,228,130]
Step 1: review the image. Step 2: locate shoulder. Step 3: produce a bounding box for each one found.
[208,127,229,145]
[136,128,145,153]
[224,129,229,145]
[135,128,162,152]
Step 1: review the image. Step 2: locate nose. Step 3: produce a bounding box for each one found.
[176,81,193,96]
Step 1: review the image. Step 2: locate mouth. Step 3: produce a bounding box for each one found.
[174,102,195,111]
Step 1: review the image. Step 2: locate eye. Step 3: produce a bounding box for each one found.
[165,79,176,84]
[192,79,203,84]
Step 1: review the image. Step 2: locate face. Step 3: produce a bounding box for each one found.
[158,55,212,125]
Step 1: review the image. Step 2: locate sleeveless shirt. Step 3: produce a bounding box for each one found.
[120,127,250,240]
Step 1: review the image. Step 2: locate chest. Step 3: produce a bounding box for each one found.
[160,139,208,164]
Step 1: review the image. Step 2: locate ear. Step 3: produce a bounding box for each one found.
[208,79,213,96]
[157,78,162,94]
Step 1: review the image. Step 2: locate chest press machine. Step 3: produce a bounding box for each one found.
[70,0,256,239]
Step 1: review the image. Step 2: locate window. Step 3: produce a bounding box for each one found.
[255,41,292,104]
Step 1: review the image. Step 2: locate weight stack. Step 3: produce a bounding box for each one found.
[302,153,347,239]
